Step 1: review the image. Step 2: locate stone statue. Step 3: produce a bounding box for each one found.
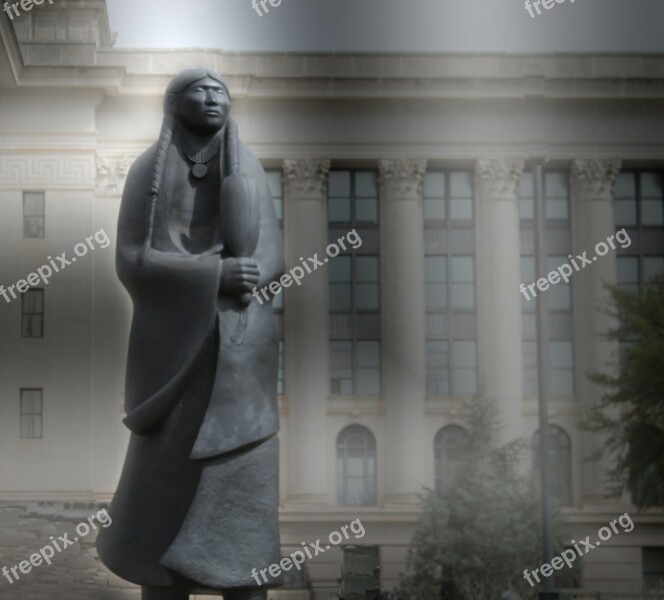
[96,69,286,600]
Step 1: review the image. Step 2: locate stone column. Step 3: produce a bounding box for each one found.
[570,158,621,501]
[475,159,525,444]
[282,158,332,506]
[378,158,428,506]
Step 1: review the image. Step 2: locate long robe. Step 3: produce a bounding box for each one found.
[96,132,285,592]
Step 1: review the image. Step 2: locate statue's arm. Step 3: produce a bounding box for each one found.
[116,147,222,297]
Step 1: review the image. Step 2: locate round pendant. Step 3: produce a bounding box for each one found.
[191,163,208,179]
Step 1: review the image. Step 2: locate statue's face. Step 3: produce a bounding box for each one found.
[175,77,230,134]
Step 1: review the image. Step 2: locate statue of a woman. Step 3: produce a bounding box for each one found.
[96,69,285,600]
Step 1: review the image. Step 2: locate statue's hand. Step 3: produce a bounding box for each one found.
[220,257,259,296]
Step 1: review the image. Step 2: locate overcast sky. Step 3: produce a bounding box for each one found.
[106,0,663,53]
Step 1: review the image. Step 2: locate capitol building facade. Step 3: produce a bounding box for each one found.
[0,1,663,597]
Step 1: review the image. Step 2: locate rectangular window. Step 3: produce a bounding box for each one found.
[423,171,474,223]
[329,254,380,314]
[426,340,449,395]
[328,171,378,226]
[614,173,637,226]
[519,171,570,222]
[640,173,664,226]
[20,389,42,439]
[23,192,45,238]
[617,256,640,292]
[548,255,572,310]
[330,340,380,395]
[615,171,664,228]
[523,340,538,396]
[550,340,575,396]
[426,339,476,396]
[425,255,447,311]
[425,255,474,310]
[453,340,477,395]
[22,289,44,338]
[450,255,475,309]
[423,172,445,221]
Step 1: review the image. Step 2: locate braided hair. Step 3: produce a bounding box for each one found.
[141,68,232,263]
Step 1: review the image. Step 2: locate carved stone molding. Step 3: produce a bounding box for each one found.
[0,154,94,189]
[474,158,525,200]
[571,159,622,199]
[378,158,427,201]
[282,158,331,200]
[95,153,136,195]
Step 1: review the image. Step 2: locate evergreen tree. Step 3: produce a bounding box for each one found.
[397,398,575,600]
[585,273,664,508]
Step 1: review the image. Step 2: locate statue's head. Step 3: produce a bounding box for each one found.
[164,68,231,134]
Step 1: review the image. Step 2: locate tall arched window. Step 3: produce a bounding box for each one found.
[434,425,469,495]
[531,425,572,506]
[336,425,377,505]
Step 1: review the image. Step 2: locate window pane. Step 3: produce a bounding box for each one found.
[356,284,379,311]
[427,340,449,395]
[426,256,447,308]
[451,256,474,308]
[617,256,639,290]
[453,341,477,395]
[329,197,351,223]
[425,256,446,283]
[20,389,43,439]
[523,340,538,395]
[450,172,472,198]
[614,173,636,198]
[644,256,664,281]
[550,340,574,395]
[23,193,44,216]
[545,172,568,198]
[546,199,568,220]
[615,199,637,226]
[23,217,44,239]
[424,172,445,198]
[358,341,380,367]
[545,172,569,220]
[330,284,352,312]
[641,199,664,226]
[424,198,446,221]
[451,256,474,283]
[450,199,473,220]
[454,340,477,367]
[356,256,379,282]
[329,171,351,197]
[356,369,380,395]
[519,172,534,220]
[640,173,663,198]
[23,289,43,314]
[548,256,571,310]
[355,198,378,223]
[330,255,352,282]
[330,341,352,394]
[355,172,377,197]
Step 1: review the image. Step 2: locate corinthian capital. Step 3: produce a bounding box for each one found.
[378,159,427,201]
[282,158,331,200]
[571,159,622,199]
[474,159,525,200]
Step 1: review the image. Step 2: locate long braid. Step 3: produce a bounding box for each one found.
[140,113,175,264]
